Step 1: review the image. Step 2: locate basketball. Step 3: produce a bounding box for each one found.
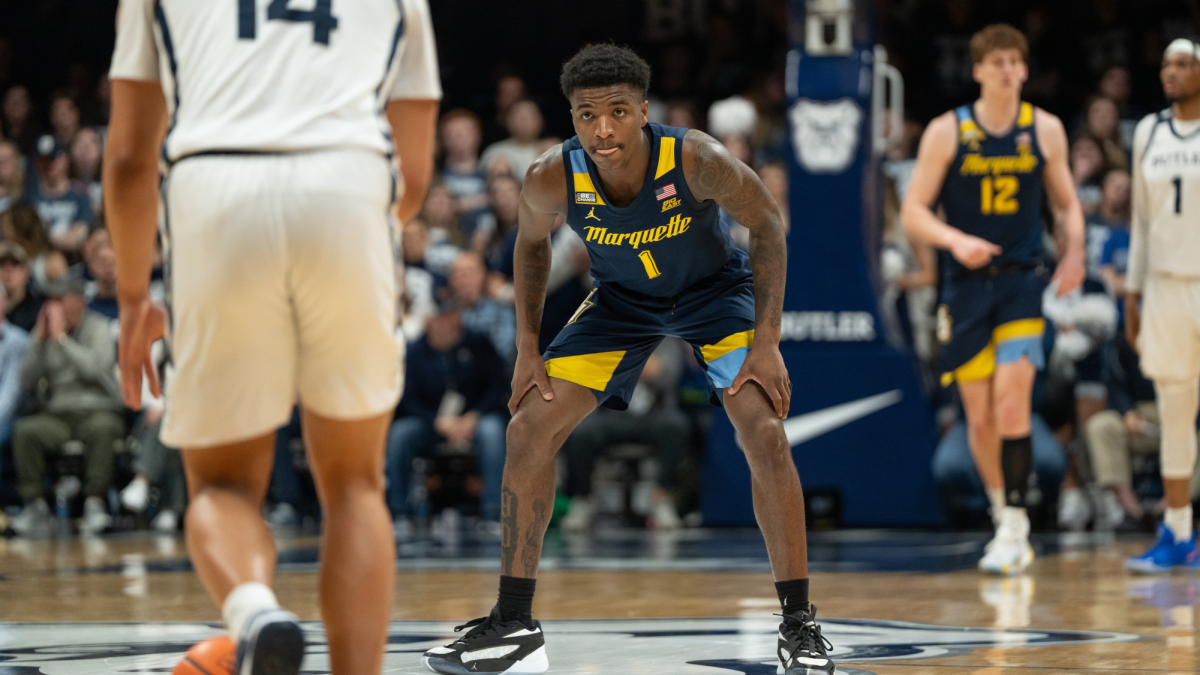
[174,636,236,675]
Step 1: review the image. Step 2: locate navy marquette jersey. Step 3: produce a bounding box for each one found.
[545,123,756,410]
[939,102,1045,281]
[561,123,749,297]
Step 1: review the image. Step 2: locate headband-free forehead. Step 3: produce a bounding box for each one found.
[1165,38,1200,61]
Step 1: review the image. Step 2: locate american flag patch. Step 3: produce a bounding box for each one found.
[655,183,677,201]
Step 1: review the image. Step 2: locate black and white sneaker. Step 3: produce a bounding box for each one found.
[235,609,305,675]
[422,607,549,674]
[777,605,835,675]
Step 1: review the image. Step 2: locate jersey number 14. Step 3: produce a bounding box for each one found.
[980,175,1019,215]
[238,0,339,45]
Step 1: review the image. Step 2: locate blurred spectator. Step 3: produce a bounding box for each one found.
[0,139,24,210]
[28,135,92,255]
[539,217,590,352]
[933,413,1066,522]
[82,229,118,321]
[1080,95,1128,169]
[664,100,697,129]
[421,181,469,255]
[1095,65,1140,148]
[480,99,543,182]
[48,93,80,148]
[1083,337,1168,529]
[385,309,507,531]
[479,174,520,293]
[439,109,489,217]
[69,128,103,215]
[1085,169,1130,282]
[1099,201,1131,308]
[758,163,789,233]
[1,86,39,155]
[482,74,528,147]
[0,200,68,289]
[448,251,517,365]
[560,339,690,531]
[1070,134,1109,215]
[708,95,757,166]
[265,407,307,529]
[0,281,29,451]
[10,276,124,536]
[400,219,438,340]
[119,344,183,533]
[1021,6,1065,108]
[0,242,44,332]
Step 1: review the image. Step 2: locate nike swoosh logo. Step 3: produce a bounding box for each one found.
[735,390,903,449]
[783,390,903,446]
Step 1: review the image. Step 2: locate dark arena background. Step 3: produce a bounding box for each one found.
[0,1,1197,674]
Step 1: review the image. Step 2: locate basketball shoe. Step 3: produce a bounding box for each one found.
[1125,524,1200,574]
[235,609,305,675]
[978,507,1034,575]
[777,605,835,674]
[423,607,548,674]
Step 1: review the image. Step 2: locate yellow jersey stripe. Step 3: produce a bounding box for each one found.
[573,173,605,206]
[700,330,756,363]
[655,136,676,180]
[993,318,1044,344]
[1017,102,1034,128]
[942,343,996,386]
[545,351,626,391]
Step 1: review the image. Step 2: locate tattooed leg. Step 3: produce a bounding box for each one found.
[499,378,597,578]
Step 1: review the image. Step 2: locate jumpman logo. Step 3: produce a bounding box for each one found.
[586,207,601,221]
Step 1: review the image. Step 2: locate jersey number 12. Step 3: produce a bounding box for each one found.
[980,175,1019,215]
[238,0,339,45]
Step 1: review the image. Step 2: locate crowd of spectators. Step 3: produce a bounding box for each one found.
[1,0,1197,539]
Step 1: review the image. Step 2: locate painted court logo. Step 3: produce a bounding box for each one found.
[0,618,1140,674]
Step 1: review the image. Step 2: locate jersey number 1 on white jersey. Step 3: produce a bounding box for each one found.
[238,0,339,45]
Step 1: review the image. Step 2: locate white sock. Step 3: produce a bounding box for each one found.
[987,487,1006,525]
[1164,505,1194,544]
[223,582,280,640]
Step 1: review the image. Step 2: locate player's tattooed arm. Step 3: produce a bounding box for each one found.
[509,145,569,412]
[682,129,786,341]
[682,130,792,418]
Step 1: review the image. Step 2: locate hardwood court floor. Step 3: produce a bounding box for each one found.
[0,528,1195,674]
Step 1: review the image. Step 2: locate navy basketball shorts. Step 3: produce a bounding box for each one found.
[937,268,1048,387]
[543,262,756,410]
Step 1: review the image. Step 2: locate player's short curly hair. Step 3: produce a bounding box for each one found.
[560,44,652,102]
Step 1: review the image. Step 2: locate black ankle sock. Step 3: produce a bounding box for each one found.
[1001,436,1033,507]
[496,575,537,622]
[775,578,809,617]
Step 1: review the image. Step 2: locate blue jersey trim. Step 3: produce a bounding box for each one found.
[569,150,587,175]
[154,0,180,165]
[955,106,971,123]
[374,2,406,156]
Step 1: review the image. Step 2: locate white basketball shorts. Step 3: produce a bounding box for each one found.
[160,150,403,448]
[1139,273,1200,382]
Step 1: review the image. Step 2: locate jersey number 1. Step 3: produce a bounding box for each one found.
[980,175,1019,215]
[238,0,339,45]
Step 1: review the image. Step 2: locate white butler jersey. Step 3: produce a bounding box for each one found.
[109,0,441,163]
[1128,110,1200,292]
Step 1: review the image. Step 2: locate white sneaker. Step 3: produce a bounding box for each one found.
[11,499,51,536]
[151,509,178,532]
[651,499,682,530]
[79,497,112,536]
[266,502,299,528]
[120,476,150,513]
[1057,488,1091,531]
[561,498,594,532]
[1095,490,1126,531]
[393,515,414,542]
[979,507,1034,575]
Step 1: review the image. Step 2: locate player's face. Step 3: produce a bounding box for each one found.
[570,86,650,170]
[1161,53,1200,103]
[973,49,1027,96]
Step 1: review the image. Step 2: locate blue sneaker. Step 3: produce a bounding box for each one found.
[1125,524,1200,574]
